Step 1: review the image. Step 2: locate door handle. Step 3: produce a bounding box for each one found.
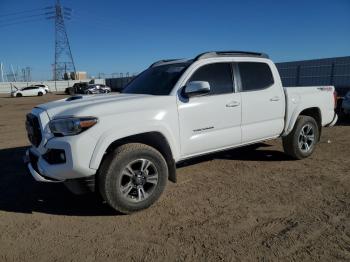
[270,96,280,101]
[226,101,240,107]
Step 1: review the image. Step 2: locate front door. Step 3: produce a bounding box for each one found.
[177,62,242,158]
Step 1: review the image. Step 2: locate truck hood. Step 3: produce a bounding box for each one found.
[36,93,161,119]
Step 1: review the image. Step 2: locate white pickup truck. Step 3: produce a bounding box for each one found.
[25,51,338,213]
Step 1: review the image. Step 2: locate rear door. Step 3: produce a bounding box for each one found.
[237,62,285,143]
[177,62,242,157]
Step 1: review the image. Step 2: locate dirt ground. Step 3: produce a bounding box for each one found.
[0,93,349,262]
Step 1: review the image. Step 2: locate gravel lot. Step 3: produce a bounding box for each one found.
[0,94,349,261]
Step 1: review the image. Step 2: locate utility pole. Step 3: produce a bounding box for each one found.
[26,67,32,82]
[47,0,75,87]
[0,62,4,82]
[10,64,16,82]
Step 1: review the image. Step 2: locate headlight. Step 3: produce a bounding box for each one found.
[49,117,98,136]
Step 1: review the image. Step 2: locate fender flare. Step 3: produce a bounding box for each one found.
[89,127,179,182]
[285,106,322,135]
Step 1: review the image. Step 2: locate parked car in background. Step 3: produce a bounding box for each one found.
[33,84,50,93]
[65,83,111,95]
[24,84,50,93]
[342,90,350,116]
[25,51,338,214]
[84,84,111,94]
[11,86,46,97]
[65,82,89,95]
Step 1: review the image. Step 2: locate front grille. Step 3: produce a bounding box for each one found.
[26,113,42,147]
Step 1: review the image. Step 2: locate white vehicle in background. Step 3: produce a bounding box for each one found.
[25,51,338,214]
[34,84,50,93]
[11,86,46,97]
[341,91,350,116]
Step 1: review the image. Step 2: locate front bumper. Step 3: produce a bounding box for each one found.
[24,134,97,183]
[24,149,63,183]
[24,107,98,183]
[25,149,96,194]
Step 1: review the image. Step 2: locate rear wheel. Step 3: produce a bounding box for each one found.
[98,143,168,214]
[283,116,319,159]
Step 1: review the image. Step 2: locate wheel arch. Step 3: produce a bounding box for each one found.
[287,107,322,139]
[95,132,177,183]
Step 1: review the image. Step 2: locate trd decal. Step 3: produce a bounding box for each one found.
[193,126,214,132]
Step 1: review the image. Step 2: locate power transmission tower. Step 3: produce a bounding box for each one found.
[49,0,75,81]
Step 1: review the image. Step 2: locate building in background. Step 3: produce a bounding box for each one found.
[62,71,87,80]
[70,71,87,80]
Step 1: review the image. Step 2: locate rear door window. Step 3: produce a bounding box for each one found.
[238,62,274,91]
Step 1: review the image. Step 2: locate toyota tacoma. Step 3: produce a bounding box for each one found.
[25,51,338,213]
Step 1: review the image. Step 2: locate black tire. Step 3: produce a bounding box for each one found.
[16,93,22,97]
[38,92,43,96]
[282,115,320,159]
[98,143,168,214]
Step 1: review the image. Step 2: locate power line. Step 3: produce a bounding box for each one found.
[0,12,53,25]
[0,17,47,28]
[0,7,53,18]
[0,10,54,21]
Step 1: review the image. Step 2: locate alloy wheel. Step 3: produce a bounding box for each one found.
[118,159,159,203]
[298,124,315,153]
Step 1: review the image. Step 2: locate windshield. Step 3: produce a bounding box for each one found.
[122,63,190,95]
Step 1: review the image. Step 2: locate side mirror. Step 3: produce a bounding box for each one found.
[184,81,210,97]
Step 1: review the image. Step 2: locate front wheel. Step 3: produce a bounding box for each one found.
[38,92,43,96]
[98,143,168,214]
[282,116,320,159]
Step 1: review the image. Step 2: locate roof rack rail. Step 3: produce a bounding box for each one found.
[194,51,269,61]
[149,59,187,68]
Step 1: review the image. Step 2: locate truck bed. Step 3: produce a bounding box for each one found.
[283,86,336,135]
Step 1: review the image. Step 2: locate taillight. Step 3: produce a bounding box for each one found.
[333,90,337,109]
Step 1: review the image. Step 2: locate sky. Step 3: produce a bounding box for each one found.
[0,0,349,80]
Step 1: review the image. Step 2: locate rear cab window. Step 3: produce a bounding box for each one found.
[238,62,274,91]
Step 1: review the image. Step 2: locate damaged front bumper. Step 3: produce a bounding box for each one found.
[24,149,63,183]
